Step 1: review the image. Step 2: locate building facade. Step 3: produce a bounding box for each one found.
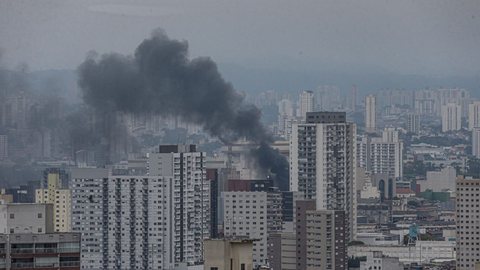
[0,233,81,270]
[441,103,462,132]
[36,172,71,232]
[406,113,420,134]
[0,135,7,160]
[0,204,54,234]
[357,128,403,179]
[365,95,376,133]
[290,112,357,241]
[222,191,282,267]
[456,176,480,270]
[71,145,210,270]
[472,127,480,158]
[298,91,314,120]
[468,101,480,130]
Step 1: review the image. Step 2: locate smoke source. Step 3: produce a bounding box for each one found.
[78,29,289,190]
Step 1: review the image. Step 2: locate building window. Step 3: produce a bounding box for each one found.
[9,213,14,219]
[210,268,218,270]
[38,213,43,218]
[241,264,246,270]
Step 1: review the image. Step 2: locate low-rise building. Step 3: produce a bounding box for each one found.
[204,239,254,270]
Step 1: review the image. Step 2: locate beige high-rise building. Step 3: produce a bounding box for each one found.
[456,176,480,270]
[35,172,71,232]
[365,95,376,133]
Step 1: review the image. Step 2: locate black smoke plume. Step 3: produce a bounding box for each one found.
[78,29,289,190]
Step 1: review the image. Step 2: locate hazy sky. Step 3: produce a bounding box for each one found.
[1,0,479,77]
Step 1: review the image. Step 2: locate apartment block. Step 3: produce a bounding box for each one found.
[456,176,480,270]
[357,128,403,179]
[0,204,54,234]
[0,233,80,270]
[36,172,71,232]
[71,145,210,270]
[290,112,357,241]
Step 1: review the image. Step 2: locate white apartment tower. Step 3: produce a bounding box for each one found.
[406,113,420,134]
[71,145,210,270]
[290,112,357,241]
[472,127,480,158]
[365,95,376,133]
[456,176,480,270]
[357,128,403,179]
[468,101,480,130]
[298,91,314,120]
[441,103,462,132]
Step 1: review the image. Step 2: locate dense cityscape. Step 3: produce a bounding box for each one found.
[1,1,480,270]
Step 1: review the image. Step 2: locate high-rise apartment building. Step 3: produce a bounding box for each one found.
[357,128,403,179]
[36,172,71,232]
[406,113,420,134]
[71,145,210,270]
[415,88,471,117]
[468,101,480,130]
[472,128,480,158]
[441,103,462,132]
[365,95,376,133]
[222,191,282,267]
[298,91,314,120]
[456,176,480,270]
[0,135,7,160]
[294,200,346,270]
[290,112,356,241]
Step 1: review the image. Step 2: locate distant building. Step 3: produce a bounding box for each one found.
[415,88,470,117]
[298,91,314,120]
[203,239,254,270]
[359,251,404,270]
[420,166,457,192]
[472,127,480,158]
[468,101,480,130]
[357,128,403,179]
[406,113,420,134]
[0,232,81,270]
[0,203,54,234]
[441,103,462,132]
[290,112,357,242]
[0,135,7,160]
[456,176,480,270]
[365,95,376,133]
[36,172,71,232]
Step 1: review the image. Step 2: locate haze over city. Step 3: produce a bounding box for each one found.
[0,1,480,270]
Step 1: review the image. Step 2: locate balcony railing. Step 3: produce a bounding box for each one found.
[10,248,34,254]
[10,262,34,269]
[60,261,80,267]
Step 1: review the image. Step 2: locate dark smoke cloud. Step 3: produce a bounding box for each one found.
[78,29,289,190]
[79,29,269,143]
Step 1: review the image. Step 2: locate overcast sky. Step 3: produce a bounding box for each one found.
[1,0,479,77]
